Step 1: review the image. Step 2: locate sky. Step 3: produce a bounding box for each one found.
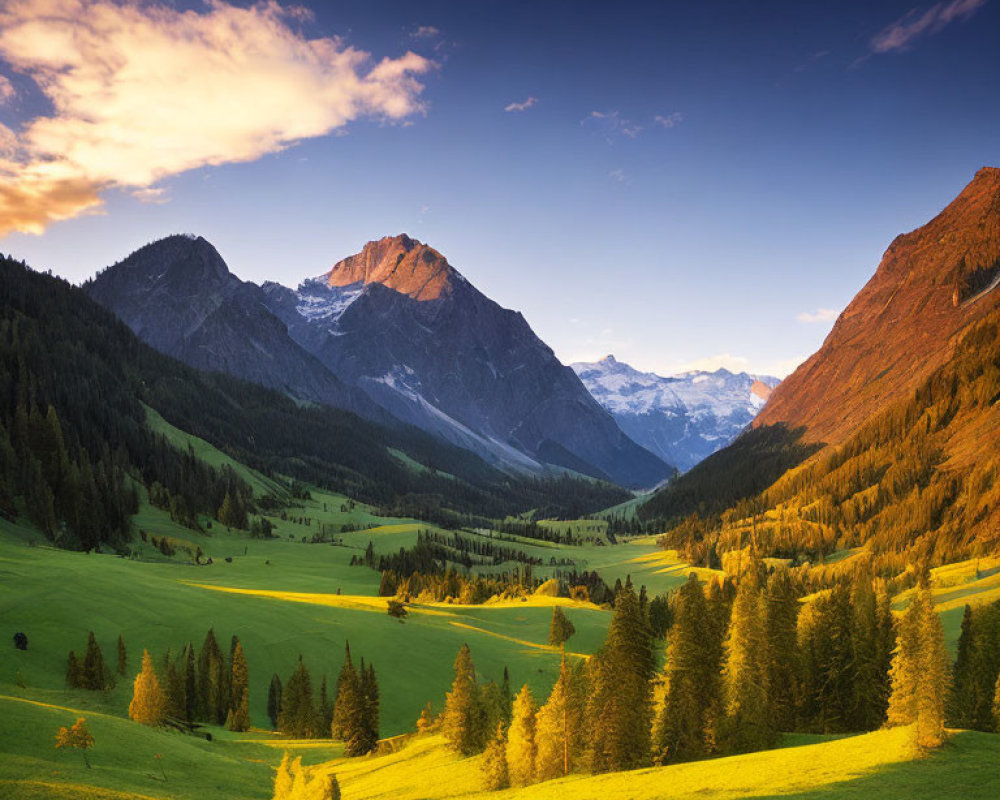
[0,0,997,379]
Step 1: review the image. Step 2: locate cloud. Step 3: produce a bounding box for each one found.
[870,0,986,54]
[505,96,538,112]
[795,308,840,324]
[584,110,642,140]
[410,25,441,39]
[0,0,434,236]
[654,112,683,129]
[608,168,628,183]
[0,75,14,105]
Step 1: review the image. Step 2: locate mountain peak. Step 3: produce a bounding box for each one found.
[325,234,458,301]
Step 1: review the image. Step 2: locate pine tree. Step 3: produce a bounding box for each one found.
[182,643,197,722]
[949,604,977,727]
[586,582,654,773]
[654,574,716,763]
[319,674,334,734]
[442,644,486,755]
[82,632,108,691]
[848,569,885,731]
[66,651,82,689]
[416,701,436,733]
[886,582,951,748]
[268,673,283,729]
[331,642,358,740]
[226,640,250,732]
[535,655,584,779]
[548,606,576,647]
[197,628,225,724]
[162,649,186,721]
[347,660,379,756]
[129,649,166,726]
[479,680,506,738]
[501,666,513,726]
[717,569,775,753]
[116,634,127,677]
[506,684,537,786]
[280,656,316,738]
[765,569,799,733]
[481,723,509,790]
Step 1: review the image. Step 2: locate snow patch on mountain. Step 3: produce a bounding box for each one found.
[571,355,780,471]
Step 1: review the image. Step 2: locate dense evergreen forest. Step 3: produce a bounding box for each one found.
[649,309,1000,576]
[0,256,629,549]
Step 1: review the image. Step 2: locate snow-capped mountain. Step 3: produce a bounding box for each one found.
[262,235,672,487]
[571,355,779,471]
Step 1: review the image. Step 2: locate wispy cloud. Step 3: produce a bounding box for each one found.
[410,25,441,39]
[869,0,986,54]
[0,75,13,105]
[795,308,840,324]
[608,168,628,183]
[654,112,683,129]
[584,110,642,140]
[0,0,434,236]
[505,96,538,112]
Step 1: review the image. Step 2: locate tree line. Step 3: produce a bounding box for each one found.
[426,567,951,791]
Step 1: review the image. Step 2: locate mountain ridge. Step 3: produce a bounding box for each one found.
[572,355,779,471]
[754,166,1000,444]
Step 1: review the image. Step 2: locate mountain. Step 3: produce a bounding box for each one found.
[261,235,672,487]
[571,355,779,471]
[85,234,381,422]
[642,167,1000,571]
[3,255,631,540]
[755,166,1000,444]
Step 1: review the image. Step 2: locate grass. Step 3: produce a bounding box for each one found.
[304,726,1000,800]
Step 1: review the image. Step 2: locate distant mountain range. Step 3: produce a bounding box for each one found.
[87,234,672,487]
[572,356,778,471]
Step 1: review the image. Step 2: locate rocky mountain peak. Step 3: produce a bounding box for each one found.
[325,234,459,301]
[754,167,1000,444]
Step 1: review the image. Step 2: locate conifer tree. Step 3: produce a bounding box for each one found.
[442,644,486,755]
[331,642,358,740]
[129,649,166,726]
[226,640,250,732]
[717,569,775,753]
[586,581,654,773]
[347,660,379,756]
[765,569,799,733]
[501,666,513,726]
[280,656,316,738]
[479,680,506,738]
[535,655,584,779]
[848,569,885,731]
[481,723,509,790]
[416,701,436,733]
[268,673,283,729]
[117,634,127,677]
[182,643,197,722]
[506,684,538,786]
[66,650,82,689]
[82,632,108,691]
[887,582,951,748]
[197,628,225,724]
[949,604,977,727]
[548,606,576,647]
[319,674,334,734]
[654,574,716,763]
[162,649,186,721]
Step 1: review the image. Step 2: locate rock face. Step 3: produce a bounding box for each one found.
[572,356,779,471]
[263,235,672,487]
[754,167,1000,444]
[85,235,380,422]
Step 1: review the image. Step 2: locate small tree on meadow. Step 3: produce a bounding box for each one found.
[129,649,166,726]
[55,717,94,768]
[506,684,538,786]
[548,606,576,647]
[481,722,510,790]
[117,633,128,677]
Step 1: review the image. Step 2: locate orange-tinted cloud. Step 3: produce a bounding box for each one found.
[0,0,434,236]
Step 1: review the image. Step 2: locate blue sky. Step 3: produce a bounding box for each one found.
[0,0,997,377]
